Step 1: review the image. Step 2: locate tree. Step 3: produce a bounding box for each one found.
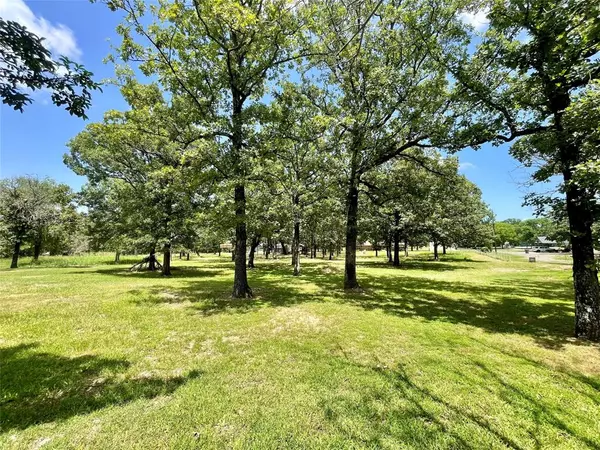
[104,0,314,297]
[38,199,85,257]
[358,201,390,258]
[0,176,72,268]
[494,222,518,248]
[363,153,492,262]
[509,218,555,247]
[66,84,208,276]
[449,0,600,339]
[78,181,137,261]
[433,178,494,253]
[245,183,288,269]
[314,197,347,260]
[263,84,334,275]
[309,0,465,288]
[0,18,100,117]
[361,152,447,265]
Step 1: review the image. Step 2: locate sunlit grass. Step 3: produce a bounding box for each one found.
[1,252,142,269]
[1,251,598,449]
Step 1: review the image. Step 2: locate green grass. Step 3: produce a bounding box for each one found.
[480,249,574,265]
[5,253,144,269]
[1,251,599,449]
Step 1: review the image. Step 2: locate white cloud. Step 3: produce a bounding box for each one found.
[458,10,489,31]
[459,162,476,171]
[0,0,81,59]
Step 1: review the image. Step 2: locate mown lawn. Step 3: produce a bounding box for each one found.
[1,252,599,449]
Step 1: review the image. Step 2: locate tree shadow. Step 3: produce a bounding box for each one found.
[96,258,149,266]
[358,261,469,271]
[465,337,600,407]
[70,266,227,279]
[319,273,581,349]
[318,352,599,449]
[0,343,201,432]
[358,254,485,272]
[470,361,599,449]
[129,273,325,316]
[120,256,589,349]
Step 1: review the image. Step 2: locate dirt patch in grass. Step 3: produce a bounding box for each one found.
[269,307,327,334]
[490,267,528,273]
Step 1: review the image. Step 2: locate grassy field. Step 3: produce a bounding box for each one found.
[1,251,599,449]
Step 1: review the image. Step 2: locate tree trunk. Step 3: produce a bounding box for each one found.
[247,246,255,268]
[280,240,288,255]
[387,239,393,264]
[375,248,378,257]
[344,175,360,289]
[442,243,447,255]
[248,235,260,269]
[33,239,42,261]
[10,240,21,269]
[233,184,251,297]
[393,211,400,267]
[404,239,409,257]
[115,250,120,263]
[149,248,157,271]
[551,84,600,340]
[292,219,301,276]
[187,252,190,261]
[563,168,600,340]
[162,244,171,276]
[433,241,439,261]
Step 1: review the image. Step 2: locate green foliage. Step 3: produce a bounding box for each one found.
[447,0,600,221]
[106,0,313,179]
[0,176,74,263]
[449,0,600,147]
[493,222,518,247]
[361,152,493,251]
[0,18,100,118]
[66,82,213,261]
[446,0,600,339]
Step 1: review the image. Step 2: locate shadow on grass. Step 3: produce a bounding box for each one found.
[306,267,579,348]
[1,258,146,270]
[358,254,485,272]
[319,353,599,449]
[121,256,586,349]
[128,267,323,316]
[70,265,228,279]
[0,343,201,432]
[466,337,600,406]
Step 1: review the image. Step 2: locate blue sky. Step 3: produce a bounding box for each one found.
[0,0,540,220]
